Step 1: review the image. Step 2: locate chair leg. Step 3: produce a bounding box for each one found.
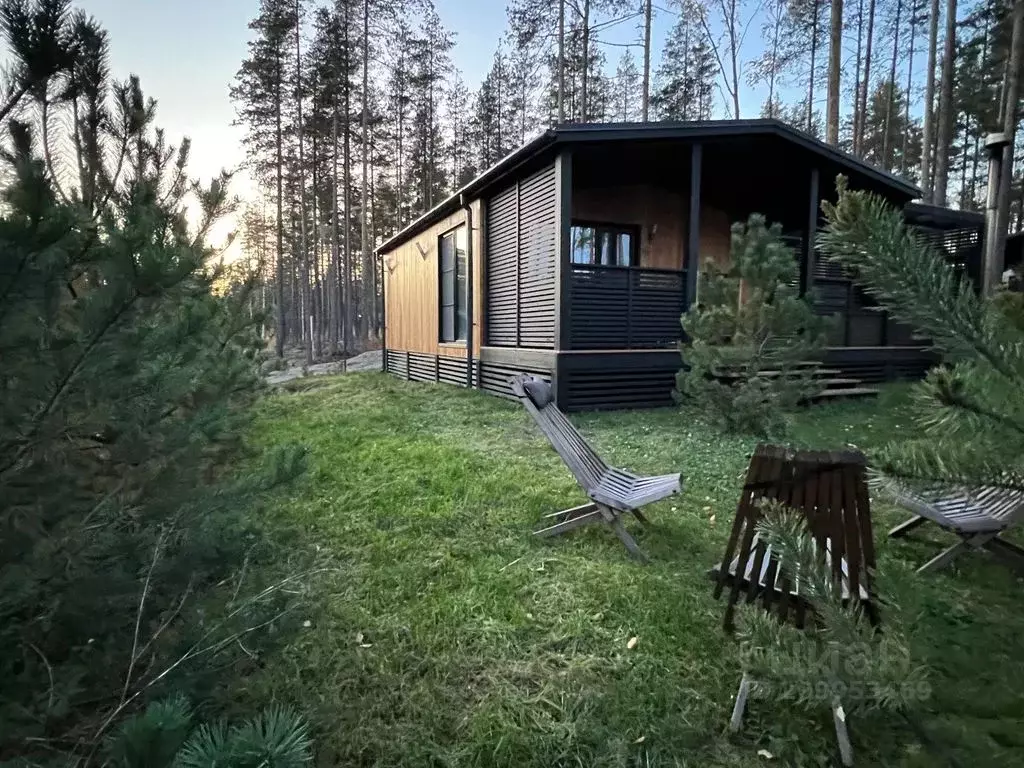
[917,540,969,574]
[541,502,598,523]
[730,673,752,732]
[598,504,649,563]
[631,508,650,526]
[832,698,854,767]
[984,536,1024,572]
[534,510,603,538]
[888,515,928,539]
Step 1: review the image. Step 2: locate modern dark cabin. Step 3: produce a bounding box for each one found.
[376,120,983,411]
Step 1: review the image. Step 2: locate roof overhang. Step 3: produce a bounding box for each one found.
[376,119,922,255]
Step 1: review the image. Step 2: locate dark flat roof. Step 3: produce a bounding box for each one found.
[904,201,984,229]
[376,119,923,255]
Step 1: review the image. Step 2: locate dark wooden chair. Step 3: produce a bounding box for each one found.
[711,444,877,767]
[710,444,876,631]
[510,374,681,562]
[888,483,1024,573]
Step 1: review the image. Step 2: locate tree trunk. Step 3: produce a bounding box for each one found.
[932,0,958,207]
[882,0,902,169]
[329,101,340,357]
[993,0,1024,281]
[642,0,652,121]
[808,0,819,131]
[728,0,741,118]
[275,48,286,358]
[581,0,590,121]
[900,3,916,174]
[920,0,941,199]
[362,0,374,342]
[311,115,322,360]
[853,0,864,152]
[295,0,312,365]
[558,0,565,123]
[344,0,354,352]
[826,0,843,144]
[856,0,876,154]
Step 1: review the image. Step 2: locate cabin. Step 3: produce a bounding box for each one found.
[376,120,983,411]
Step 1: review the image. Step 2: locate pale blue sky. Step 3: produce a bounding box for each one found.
[74,0,688,191]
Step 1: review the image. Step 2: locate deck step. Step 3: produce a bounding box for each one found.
[812,387,881,400]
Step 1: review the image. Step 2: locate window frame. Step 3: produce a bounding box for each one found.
[438,224,468,344]
[569,220,641,268]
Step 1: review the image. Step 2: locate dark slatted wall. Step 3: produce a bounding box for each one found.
[567,266,686,349]
[811,257,920,348]
[384,350,479,388]
[485,185,518,346]
[485,163,557,348]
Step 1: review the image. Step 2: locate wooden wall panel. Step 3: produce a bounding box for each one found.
[571,184,733,273]
[572,184,686,270]
[382,200,483,357]
[696,207,733,270]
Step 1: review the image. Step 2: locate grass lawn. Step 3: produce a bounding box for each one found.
[240,373,1024,767]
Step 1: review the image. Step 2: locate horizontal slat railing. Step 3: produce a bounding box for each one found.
[567,264,686,350]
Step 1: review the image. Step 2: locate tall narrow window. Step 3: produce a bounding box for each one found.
[439,225,468,342]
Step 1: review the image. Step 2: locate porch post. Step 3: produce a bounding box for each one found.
[802,166,820,295]
[686,143,702,308]
[553,150,573,405]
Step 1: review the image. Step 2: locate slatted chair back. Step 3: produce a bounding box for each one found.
[510,375,609,493]
[713,444,876,630]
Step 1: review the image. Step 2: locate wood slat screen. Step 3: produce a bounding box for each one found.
[567,265,686,349]
[485,163,557,349]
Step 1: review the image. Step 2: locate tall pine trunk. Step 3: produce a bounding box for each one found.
[275,48,286,358]
[329,101,340,357]
[853,0,864,152]
[808,0,819,132]
[901,4,917,174]
[882,0,903,169]
[921,0,941,199]
[932,0,957,207]
[826,0,843,145]
[362,0,374,342]
[993,0,1024,280]
[558,0,565,123]
[581,0,590,121]
[295,0,312,365]
[642,0,652,121]
[856,0,877,154]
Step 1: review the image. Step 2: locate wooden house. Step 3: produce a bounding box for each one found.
[376,120,982,410]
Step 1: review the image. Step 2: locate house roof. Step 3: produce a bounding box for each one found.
[375,119,923,256]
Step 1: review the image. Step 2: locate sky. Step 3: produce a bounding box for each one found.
[74,0,687,192]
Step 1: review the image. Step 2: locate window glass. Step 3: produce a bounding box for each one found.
[570,222,636,267]
[439,226,467,342]
[571,225,596,264]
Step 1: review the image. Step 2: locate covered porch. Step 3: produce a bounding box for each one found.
[553,130,927,408]
[562,133,837,351]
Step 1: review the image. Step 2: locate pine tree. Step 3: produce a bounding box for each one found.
[677,214,830,436]
[819,177,1024,489]
[611,49,641,121]
[0,5,307,758]
[779,0,828,133]
[859,80,923,175]
[652,3,716,121]
[232,0,297,357]
[748,0,789,117]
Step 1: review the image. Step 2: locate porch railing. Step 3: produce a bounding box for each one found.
[567,264,687,350]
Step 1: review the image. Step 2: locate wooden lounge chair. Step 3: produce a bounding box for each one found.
[711,444,878,768]
[888,483,1024,574]
[510,374,681,562]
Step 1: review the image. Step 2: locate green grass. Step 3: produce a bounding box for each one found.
[239,374,1024,767]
